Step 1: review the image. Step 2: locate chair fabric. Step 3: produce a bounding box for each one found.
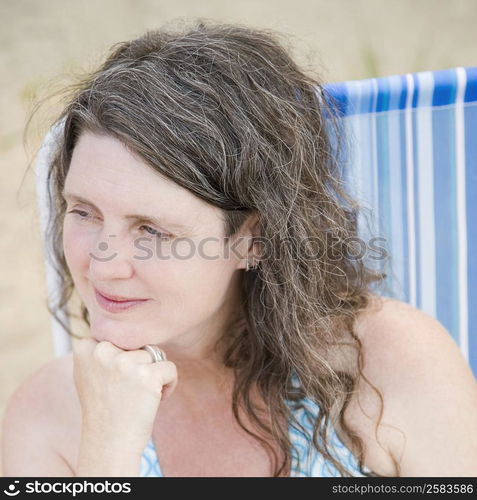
[325,67,477,379]
[35,67,477,379]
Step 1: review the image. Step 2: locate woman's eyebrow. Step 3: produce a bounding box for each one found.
[61,190,190,231]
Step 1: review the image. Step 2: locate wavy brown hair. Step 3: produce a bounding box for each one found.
[28,19,399,477]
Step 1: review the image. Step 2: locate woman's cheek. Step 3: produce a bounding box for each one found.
[62,222,93,272]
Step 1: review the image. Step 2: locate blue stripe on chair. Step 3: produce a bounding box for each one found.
[432,69,458,107]
[411,80,421,309]
[404,74,418,307]
[464,67,477,102]
[415,70,437,316]
[433,89,459,343]
[398,75,408,110]
[325,67,477,379]
[454,68,469,359]
[376,109,391,288]
[397,95,410,301]
[376,76,390,112]
[382,77,401,297]
[464,79,477,373]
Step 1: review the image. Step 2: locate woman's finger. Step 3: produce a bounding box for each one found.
[146,361,178,401]
[118,346,168,365]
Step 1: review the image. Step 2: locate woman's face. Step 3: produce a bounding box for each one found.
[62,131,250,355]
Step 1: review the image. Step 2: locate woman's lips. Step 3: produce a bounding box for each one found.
[94,289,150,313]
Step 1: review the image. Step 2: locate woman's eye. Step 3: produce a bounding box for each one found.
[139,225,171,240]
[66,210,171,240]
[68,209,92,220]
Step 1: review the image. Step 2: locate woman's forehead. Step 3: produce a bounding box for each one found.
[66,132,225,232]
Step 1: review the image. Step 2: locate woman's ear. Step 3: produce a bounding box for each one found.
[248,213,261,240]
[241,213,263,271]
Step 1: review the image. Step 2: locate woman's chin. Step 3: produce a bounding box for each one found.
[89,321,151,351]
[95,335,145,351]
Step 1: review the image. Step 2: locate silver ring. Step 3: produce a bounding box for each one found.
[141,344,167,363]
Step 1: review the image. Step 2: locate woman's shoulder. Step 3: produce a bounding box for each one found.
[352,293,461,386]
[4,351,76,417]
[336,293,477,476]
[11,351,76,410]
[1,352,80,475]
[331,293,453,373]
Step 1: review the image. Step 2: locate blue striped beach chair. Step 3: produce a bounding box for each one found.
[323,67,477,380]
[35,67,477,380]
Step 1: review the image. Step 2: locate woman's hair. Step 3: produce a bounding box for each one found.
[28,19,398,476]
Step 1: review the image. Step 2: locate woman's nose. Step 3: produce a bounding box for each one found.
[88,233,134,279]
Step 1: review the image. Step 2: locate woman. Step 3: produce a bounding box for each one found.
[2,20,477,477]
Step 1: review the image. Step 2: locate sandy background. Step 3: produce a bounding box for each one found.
[1,0,476,475]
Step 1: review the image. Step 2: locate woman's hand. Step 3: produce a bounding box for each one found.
[73,337,178,475]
